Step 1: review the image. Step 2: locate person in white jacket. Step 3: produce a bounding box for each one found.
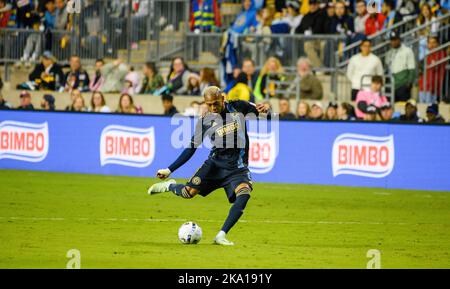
[346,39,384,101]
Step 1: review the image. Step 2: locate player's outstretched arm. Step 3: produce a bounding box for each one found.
[156,147,197,179]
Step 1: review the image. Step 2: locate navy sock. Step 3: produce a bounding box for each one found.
[169,184,192,199]
[221,194,250,233]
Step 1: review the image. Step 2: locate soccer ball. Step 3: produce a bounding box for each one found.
[178,221,202,244]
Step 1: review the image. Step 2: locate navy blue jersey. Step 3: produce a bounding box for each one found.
[168,100,260,172]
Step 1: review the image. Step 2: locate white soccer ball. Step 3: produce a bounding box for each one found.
[178,221,202,244]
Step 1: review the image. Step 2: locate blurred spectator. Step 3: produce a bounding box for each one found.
[17,91,34,110]
[254,57,285,100]
[241,58,259,91]
[230,0,258,34]
[355,75,388,119]
[65,89,82,111]
[161,94,179,116]
[398,0,419,21]
[295,0,330,68]
[89,91,111,113]
[100,59,128,93]
[44,0,56,29]
[189,0,221,32]
[227,72,254,102]
[68,94,87,112]
[379,102,399,121]
[63,55,90,93]
[365,12,386,36]
[187,73,202,96]
[140,62,164,94]
[419,36,447,103]
[425,103,446,123]
[55,0,68,29]
[224,67,242,93]
[18,51,64,91]
[41,94,55,111]
[184,100,202,117]
[0,77,11,110]
[362,104,378,121]
[400,99,423,122]
[199,68,220,93]
[123,66,141,95]
[325,101,338,120]
[166,57,191,95]
[346,39,384,100]
[14,0,34,28]
[417,3,439,60]
[278,98,296,120]
[382,0,403,29]
[17,15,42,67]
[337,102,356,120]
[289,57,323,100]
[309,101,324,120]
[330,1,354,36]
[117,93,141,114]
[285,1,303,33]
[354,0,369,36]
[385,31,416,102]
[296,101,310,120]
[0,0,11,28]
[89,59,105,92]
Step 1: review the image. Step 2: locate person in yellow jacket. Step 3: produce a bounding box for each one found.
[226,72,255,102]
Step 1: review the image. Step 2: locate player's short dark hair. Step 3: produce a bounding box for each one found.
[161,94,174,102]
[235,72,248,84]
[371,75,383,85]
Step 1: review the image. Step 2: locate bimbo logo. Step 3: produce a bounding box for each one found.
[0,121,49,162]
[100,125,155,168]
[332,133,394,178]
[248,131,277,174]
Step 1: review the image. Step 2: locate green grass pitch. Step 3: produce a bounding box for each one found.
[0,169,449,268]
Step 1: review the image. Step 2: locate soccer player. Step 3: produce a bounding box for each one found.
[148,86,270,245]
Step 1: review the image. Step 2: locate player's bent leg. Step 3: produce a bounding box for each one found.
[215,183,251,246]
[169,184,199,199]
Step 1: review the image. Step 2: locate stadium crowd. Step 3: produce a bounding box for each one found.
[0,0,449,124]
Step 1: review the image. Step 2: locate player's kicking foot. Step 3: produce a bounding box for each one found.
[148,179,176,195]
[213,231,234,246]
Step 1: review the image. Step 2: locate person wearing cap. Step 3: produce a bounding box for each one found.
[278,98,296,120]
[385,31,416,102]
[309,101,324,120]
[41,94,56,111]
[18,51,64,91]
[363,104,378,121]
[346,39,384,101]
[400,99,423,122]
[17,91,34,110]
[63,55,91,93]
[425,103,446,123]
[285,1,303,33]
[325,101,338,120]
[379,102,399,121]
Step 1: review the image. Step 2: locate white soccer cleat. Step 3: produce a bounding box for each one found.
[148,179,176,195]
[214,231,234,246]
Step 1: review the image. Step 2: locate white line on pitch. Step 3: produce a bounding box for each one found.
[0,216,418,226]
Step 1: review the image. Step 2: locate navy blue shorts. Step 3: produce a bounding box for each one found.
[186,159,252,203]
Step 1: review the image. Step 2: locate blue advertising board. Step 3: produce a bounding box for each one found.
[1,110,449,192]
